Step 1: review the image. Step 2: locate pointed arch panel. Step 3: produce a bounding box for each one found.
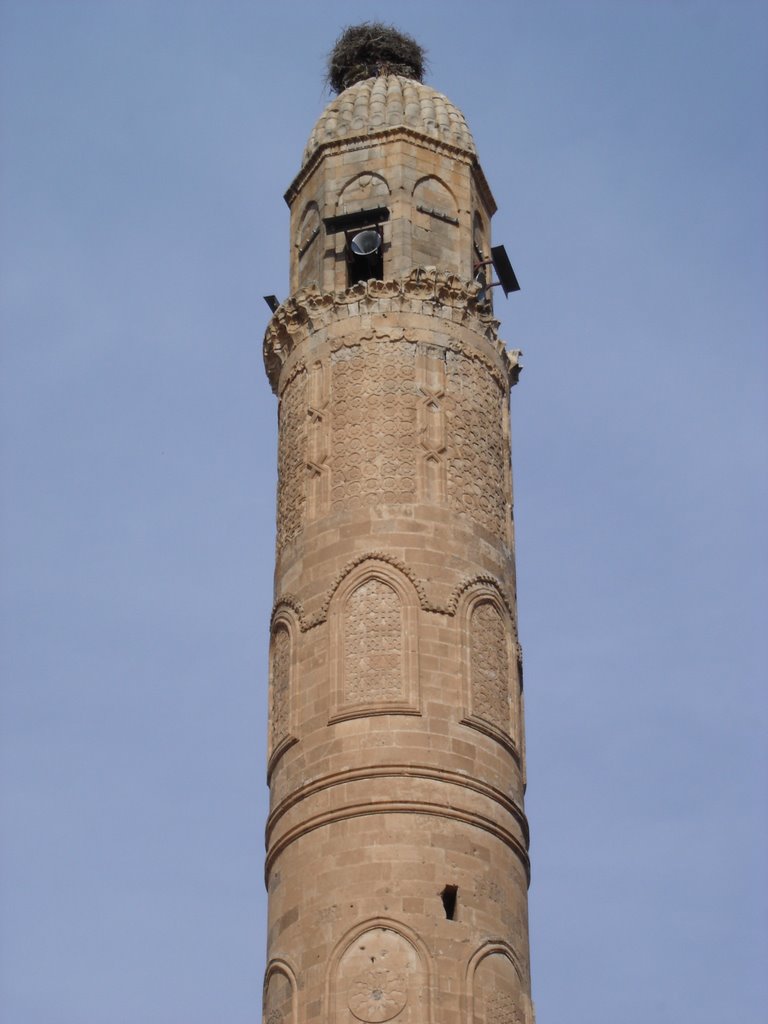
[459,585,520,758]
[268,608,300,779]
[327,920,432,1024]
[329,560,421,722]
[466,943,529,1024]
[263,958,298,1024]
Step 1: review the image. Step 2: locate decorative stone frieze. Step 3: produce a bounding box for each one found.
[263,269,522,393]
[270,557,516,632]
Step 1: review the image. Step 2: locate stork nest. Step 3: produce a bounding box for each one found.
[326,23,427,94]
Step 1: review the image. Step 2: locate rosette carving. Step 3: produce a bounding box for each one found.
[348,968,408,1022]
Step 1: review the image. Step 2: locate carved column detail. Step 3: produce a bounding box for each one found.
[270,625,291,753]
[307,359,330,518]
[328,560,421,722]
[416,344,447,502]
[276,368,307,551]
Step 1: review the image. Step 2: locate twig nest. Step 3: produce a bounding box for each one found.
[326,23,427,94]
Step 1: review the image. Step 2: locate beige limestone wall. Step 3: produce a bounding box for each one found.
[262,273,531,1024]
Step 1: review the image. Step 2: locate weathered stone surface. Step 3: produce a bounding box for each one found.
[261,68,533,1024]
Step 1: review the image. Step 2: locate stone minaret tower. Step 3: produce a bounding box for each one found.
[262,27,532,1024]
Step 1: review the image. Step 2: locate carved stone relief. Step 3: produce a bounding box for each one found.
[276,368,307,551]
[343,579,403,705]
[485,992,523,1024]
[471,949,524,1024]
[307,359,330,518]
[416,345,447,502]
[333,926,426,1024]
[470,601,510,735]
[445,350,507,539]
[348,967,407,1022]
[269,625,291,755]
[330,342,417,510]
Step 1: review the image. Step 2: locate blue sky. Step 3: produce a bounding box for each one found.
[1,2,766,1021]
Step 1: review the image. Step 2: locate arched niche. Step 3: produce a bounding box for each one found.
[263,958,298,1024]
[334,174,391,289]
[268,607,300,779]
[458,585,520,759]
[336,172,391,215]
[328,560,420,723]
[466,943,528,1024]
[411,176,459,273]
[297,202,322,290]
[327,920,432,1024]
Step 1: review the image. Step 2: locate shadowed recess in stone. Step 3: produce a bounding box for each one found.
[440,884,458,921]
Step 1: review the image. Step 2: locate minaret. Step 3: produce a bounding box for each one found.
[262,27,532,1024]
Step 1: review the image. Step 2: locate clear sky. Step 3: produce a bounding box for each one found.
[1,2,766,1022]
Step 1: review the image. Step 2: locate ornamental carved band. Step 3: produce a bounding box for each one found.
[274,335,512,548]
[471,949,525,1024]
[276,369,307,551]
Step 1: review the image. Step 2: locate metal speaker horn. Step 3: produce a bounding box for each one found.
[350,229,382,257]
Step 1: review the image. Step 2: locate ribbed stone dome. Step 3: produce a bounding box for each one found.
[302,75,476,166]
